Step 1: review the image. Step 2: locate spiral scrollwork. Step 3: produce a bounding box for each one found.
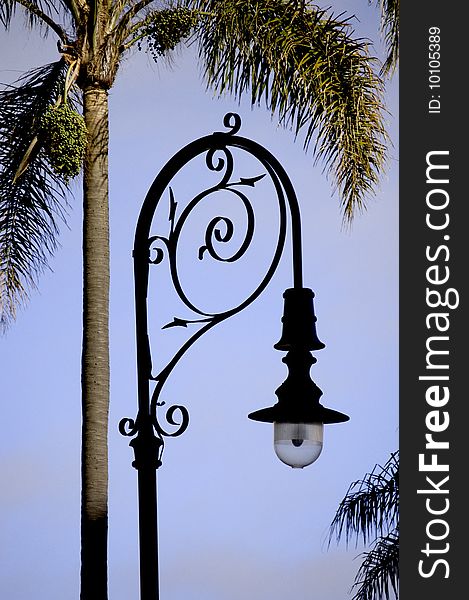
[122,113,303,469]
[221,112,242,135]
[205,146,233,188]
[147,236,166,265]
[153,402,190,438]
[118,416,138,437]
[199,216,235,260]
[198,189,255,264]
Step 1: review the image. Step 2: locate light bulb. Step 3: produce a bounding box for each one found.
[274,422,323,468]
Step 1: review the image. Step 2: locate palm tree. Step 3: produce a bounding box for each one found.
[0,1,397,598]
[329,451,399,600]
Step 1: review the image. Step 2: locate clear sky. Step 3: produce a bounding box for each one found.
[0,3,398,599]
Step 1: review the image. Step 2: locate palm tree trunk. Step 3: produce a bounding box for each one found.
[80,86,110,600]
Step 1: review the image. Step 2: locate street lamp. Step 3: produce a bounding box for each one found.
[120,113,349,600]
[249,287,349,468]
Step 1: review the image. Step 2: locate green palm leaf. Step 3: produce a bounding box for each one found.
[193,0,388,220]
[373,0,399,76]
[0,60,70,331]
[0,1,66,28]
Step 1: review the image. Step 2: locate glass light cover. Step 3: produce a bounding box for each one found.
[274,422,323,468]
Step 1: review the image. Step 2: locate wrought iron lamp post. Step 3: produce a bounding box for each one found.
[120,113,349,600]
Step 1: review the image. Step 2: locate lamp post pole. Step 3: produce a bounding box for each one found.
[120,114,349,600]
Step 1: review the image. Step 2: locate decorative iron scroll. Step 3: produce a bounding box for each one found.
[119,113,305,467]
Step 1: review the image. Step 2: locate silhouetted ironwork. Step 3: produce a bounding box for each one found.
[119,113,348,600]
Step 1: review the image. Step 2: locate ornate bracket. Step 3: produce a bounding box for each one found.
[119,113,306,469]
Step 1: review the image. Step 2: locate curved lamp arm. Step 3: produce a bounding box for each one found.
[119,113,349,600]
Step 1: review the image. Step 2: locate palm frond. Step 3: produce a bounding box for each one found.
[0,1,70,40]
[374,0,399,76]
[192,0,388,220]
[329,451,399,546]
[352,531,399,600]
[0,60,71,332]
[1,1,59,25]
[0,0,14,25]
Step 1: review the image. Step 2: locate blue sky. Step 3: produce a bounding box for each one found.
[0,3,398,599]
